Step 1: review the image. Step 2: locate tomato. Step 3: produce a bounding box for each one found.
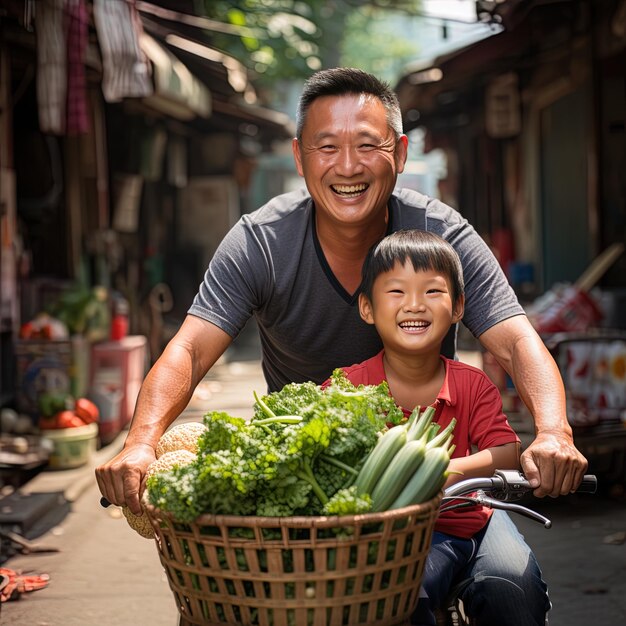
[74,398,99,424]
[54,411,86,429]
[19,322,35,339]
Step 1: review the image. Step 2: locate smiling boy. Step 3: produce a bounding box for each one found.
[352,229,521,484]
[337,229,542,625]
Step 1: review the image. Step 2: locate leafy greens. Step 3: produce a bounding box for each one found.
[147,370,404,521]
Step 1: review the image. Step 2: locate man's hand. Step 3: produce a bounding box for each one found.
[95,443,156,516]
[520,431,588,497]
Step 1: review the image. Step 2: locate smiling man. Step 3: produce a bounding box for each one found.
[97,68,586,624]
[97,67,585,531]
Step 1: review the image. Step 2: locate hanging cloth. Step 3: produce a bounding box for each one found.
[65,0,90,135]
[92,0,153,102]
[35,0,67,134]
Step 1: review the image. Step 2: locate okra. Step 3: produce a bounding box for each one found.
[426,418,457,450]
[426,422,441,442]
[370,438,426,511]
[407,405,436,441]
[354,424,407,496]
[389,446,451,509]
[405,405,421,432]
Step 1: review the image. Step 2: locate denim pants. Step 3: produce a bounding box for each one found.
[412,510,551,625]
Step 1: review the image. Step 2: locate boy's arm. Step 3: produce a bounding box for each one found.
[444,442,520,488]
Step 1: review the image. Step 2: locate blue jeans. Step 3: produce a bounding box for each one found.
[412,510,551,625]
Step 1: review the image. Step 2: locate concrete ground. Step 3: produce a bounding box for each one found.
[515,490,626,625]
[2,338,626,625]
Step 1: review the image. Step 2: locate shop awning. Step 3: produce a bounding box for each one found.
[139,33,211,121]
[135,4,293,144]
[395,19,529,132]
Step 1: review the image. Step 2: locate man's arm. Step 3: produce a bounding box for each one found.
[95,315,233,514]
[479,315,588,497]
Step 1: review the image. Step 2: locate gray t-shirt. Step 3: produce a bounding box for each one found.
[189,187,524,391]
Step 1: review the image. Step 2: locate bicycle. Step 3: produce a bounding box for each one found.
[434,469,598,626]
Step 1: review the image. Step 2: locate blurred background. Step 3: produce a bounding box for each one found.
[0,0,625,612]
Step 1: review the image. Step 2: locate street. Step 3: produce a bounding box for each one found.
[2,478,179,626]
[2,356,626,626]
[515,490,626,625]
[2,355,267,626]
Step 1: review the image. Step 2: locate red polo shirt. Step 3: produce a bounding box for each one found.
[337,350,520,538]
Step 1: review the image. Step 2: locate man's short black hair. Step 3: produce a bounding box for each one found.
[361,229,465,305]
[296,67,403,140]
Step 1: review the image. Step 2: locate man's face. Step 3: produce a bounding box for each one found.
[292,94,408,228]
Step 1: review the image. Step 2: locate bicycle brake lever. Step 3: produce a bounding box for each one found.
[475,494,552,528]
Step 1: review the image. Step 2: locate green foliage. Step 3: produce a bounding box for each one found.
[147,371,399,520]
[47,285,110,341]
[38,391,72,417]
[340,8,423,83]
[253,379,320,418]
[201,0,322,83]
[200,1,423,87]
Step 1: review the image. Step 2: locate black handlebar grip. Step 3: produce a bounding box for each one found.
[576,475,597,493]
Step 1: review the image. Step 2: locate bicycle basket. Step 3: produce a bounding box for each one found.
[145,492,441,626]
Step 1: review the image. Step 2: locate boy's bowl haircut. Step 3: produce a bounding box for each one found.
[361,229,464,304]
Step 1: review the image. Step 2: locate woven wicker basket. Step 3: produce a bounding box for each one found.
[145,492,441,626]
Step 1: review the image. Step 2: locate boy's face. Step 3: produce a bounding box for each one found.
[359,261,464,357]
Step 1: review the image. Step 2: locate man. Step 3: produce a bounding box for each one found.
[96,67,585,621]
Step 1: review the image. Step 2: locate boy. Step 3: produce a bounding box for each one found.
[333,229,548,625]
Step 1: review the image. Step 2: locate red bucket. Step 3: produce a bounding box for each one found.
[534,286,603,334]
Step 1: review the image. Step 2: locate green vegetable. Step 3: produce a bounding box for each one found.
[147,370,400,520]
[389,444,452,510]
[351,406,455,512]
[353,423,407,496]
[369,438,426,512]
[407,405,436,441]
[38,392,72,417]
[426,417,456,450]
[322,485,372,516]
[48,285,110,341]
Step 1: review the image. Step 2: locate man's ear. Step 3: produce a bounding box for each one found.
[395,134,409,174]
[292,137,304,177]
[359,293,375,325]
[452,294,465,324]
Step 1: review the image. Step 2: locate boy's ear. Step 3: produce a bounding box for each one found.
[358,293,375,325]
[452,294,465,324]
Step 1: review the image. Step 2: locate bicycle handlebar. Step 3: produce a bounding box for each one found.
[442,470,597,528]
[444,470,597,499]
